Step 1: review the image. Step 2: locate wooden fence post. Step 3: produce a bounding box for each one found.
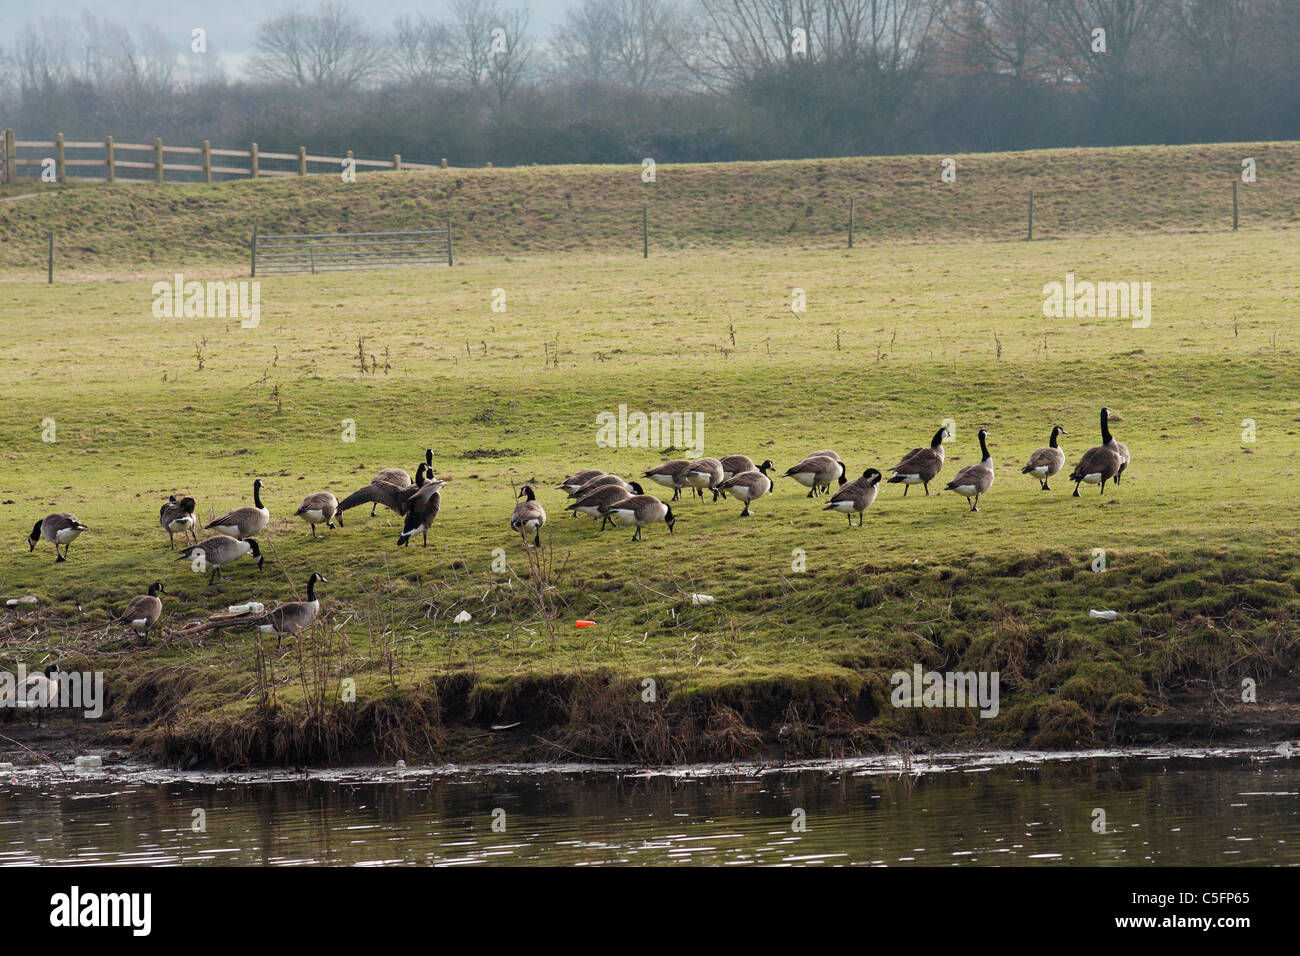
[347,149,354,178]
[105,135,115,183]
[848,196,854,248]
[56,133,65,183]
[393,153,402,171]
[1232,180,1239,231]
[441,158,447,168]
[154,137,164,183]
[250,142,259,179]
[251,225,257,278]
[299,146,307,176]
[4,128,15,184]
[203,140,212,183]
[1027,190,1034,241]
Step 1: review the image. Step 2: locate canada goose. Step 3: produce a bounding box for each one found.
[945,429,995,512]
[784,455,845,497]
[27,513,88,562]
[398,477,446,547]
[258,572,326,647]
[643,460,694,501]
[719,455,756,481]
[510,486,547,547]
[887,427,949,495]
[1101,408,1130,484]
[339,463,427,517]
[824,468,883,525]
[119,582,165,640]
[567,473,633,500]
[206,478,269,539]
[683,458,725,501]
[370,449,432,514]
[806,449,842,463]
[716,460,775,517]
[604,494,676,541]
[159,495,198,549]
[1070,409,1123,496]
[179,535,264,585]
[560,469,605,493]
[1022,426,1068,491]
[0,664,60,725]
[567,481,645,529]
[295,492,340,538]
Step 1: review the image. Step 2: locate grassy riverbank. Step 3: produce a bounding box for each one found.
[1,170,1298,766]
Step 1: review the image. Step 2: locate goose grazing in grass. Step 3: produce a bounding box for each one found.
[119,582,165,640]
[0,664,60,725]
[887,427,949,496]
[560,469,605,494]
[179,535,263,585]
[510,486,547,547]
[824,468,883,525]
[567,473,633,500]
[567,481,645,529]
[684,458,725,501]
[716,460,775,517]
[398,476,446,547]
[1070,409,1123,496]
[643,460,694,501]
[784,455,845,498]
[295,492,341,538]
[605,494,676,541]
[719,455,756,481]
[258,572,326,647]
[1102,408,1129,484]
[159,495,198,549]
[946,429,995,512]
[1022,426,1068,491]
[27,513,89,562]
[339,463,428,518]
[206,478,269,539]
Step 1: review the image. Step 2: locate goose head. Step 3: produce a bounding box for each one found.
[148,581,166,597]
[518,485,536,501]
[246,539,265,569]
[664,506,676,533]
[836,461,847,486]
[27,521,41,550]
[425,448,434,468]
[758,460,775,473]
[864,468,883,484]
[629,481,645,495]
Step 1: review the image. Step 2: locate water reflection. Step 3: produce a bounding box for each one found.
[1,750,1297,866]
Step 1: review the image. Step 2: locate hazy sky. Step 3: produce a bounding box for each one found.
[0,1,576,56]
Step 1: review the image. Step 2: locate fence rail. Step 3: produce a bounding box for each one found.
[252,226,453,275]
[1,129,448,185]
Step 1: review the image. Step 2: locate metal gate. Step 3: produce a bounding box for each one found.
[252,226,452,275]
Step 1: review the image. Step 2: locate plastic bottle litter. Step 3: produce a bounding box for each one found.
[5,596,38,607]
[453,611,472,625]
[74,755,102,770]
[1089,609,1118,621]
[690,593,716,605]
[575,620,596,628]
[229,602,265,614]
[394,759,407,769]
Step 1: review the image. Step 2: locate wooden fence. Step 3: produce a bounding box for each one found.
[1,129,446,184]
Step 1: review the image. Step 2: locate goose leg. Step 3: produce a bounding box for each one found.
[168,529,175,549]
[371,504,378,516]
[902,484,909,497]
[533,532,541,548]
[923,481,930,496]
[1073,483,1082,497]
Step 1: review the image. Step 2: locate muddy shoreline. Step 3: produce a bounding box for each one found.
[4,688,1297,771]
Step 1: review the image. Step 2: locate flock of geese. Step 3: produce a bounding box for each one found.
[18,408,1130,646]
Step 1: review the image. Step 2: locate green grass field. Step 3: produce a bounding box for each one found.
[2,144,1298,766]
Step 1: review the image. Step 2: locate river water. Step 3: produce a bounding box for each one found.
[2,748,1297,866]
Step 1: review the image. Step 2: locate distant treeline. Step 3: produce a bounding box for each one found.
[2,0,1297,165]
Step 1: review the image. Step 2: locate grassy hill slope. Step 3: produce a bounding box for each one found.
[1,141,1297,273]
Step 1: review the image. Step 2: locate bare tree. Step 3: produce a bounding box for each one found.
[1042,0,1169,91]
[556,0,688,90]
[935,0,1052,78]
[391,14,453,85]
[449,0,535,108]
[251,2,383,90]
